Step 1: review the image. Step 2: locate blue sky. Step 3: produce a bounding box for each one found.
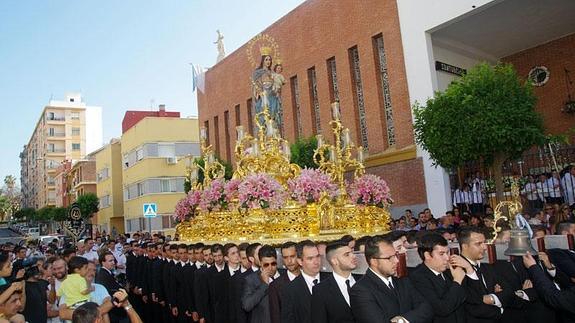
[0,0,304,185]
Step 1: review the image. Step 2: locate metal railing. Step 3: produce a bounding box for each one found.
[450,143,575,212]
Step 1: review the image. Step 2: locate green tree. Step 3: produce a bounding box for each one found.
[75,193,100,219]
[13,208,35,221]
[290,136,319,169]
[52,207,69,222]
[35,207,55,222]
[414,63,546,200]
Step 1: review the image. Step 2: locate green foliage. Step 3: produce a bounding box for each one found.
[13,207,35,220]
[35,207,55,222]
[75,193,100,219]
[290,136,319,169]
[52,207,68,222]
[414,63,546,169]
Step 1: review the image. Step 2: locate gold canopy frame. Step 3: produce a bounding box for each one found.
[177,89,391,244]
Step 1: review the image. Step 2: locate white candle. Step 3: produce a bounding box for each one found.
[331,102,340,120]
[266,119,274,137]
[190,168,198,181]
[200,127,207,140]
[343,128,351,147]
[208,153,215,164]
[329,147,336,162]
[252,141,259,156]
[357,146,364,163]
[283,141,291,159]
[316,134,324,148]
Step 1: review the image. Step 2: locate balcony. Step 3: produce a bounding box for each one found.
[46,116,65,122]
[47,132,66,138]
[46,148,65,155]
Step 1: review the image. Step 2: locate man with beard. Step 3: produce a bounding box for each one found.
[312,240,359,323]
[48,258,67,323]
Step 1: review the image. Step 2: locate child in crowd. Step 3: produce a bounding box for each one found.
[56,256,93,307]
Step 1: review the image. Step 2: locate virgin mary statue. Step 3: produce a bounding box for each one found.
[252,47,283,131]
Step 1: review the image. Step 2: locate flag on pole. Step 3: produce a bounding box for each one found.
[191,64,208,93]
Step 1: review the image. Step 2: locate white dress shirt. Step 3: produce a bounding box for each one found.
[287,270,298,281]
[301,271,320,294]
[332,272,355,306]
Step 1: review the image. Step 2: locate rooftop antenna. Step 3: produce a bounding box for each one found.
[150,99,155,111]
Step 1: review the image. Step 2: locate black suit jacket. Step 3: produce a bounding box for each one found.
[269,273,290,323]
[409,264,466,323]
[280,273,329,323]
[350,269,433,323]
[194,265,212,322]
[528,264,575,323]
[311,273,356,323]
[548,248,575,285]
[95,268,126,322]
[231,268,252,323]
[459,260,514,323]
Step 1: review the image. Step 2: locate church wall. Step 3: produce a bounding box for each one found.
[198,0,426,211]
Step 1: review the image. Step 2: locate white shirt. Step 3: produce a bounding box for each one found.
[215,263,225,272]
[287,270,298,282]
[453,189,471,205]
[82,250,99,262]
[195,261,205,270]
[463,257,503,311]
[561,172,575,205]
[268,271,281,284]
[369,268,394,288]
[332,272,355,306]
[546,177,562,198]
[228,264,240,277]
[113,251,126,274]
[301,271,320,294]
[522,182,541,201]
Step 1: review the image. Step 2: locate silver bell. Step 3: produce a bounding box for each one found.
[504,229,538,256]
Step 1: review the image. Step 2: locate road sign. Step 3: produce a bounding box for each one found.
[143,203,158,218]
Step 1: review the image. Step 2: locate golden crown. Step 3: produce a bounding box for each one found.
[275,58,283,65]
[260,46,272,56]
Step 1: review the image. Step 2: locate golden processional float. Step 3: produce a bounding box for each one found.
[175,35,391,244]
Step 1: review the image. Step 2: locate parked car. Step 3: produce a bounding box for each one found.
[24,227,40,238]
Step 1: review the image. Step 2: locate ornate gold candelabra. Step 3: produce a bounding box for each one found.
[313,102,365,204]
[489,178,523,243]
[233,98,300,184]
[185,126,226,189]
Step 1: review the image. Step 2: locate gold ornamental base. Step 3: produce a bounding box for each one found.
[175,203,391,244]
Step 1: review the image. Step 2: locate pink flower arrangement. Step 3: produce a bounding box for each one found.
[238,174,287,210]
[224,178,242,203]
[287,168,337,204]
[173,190,202,222]
[200,179,229,211]
[348,174,392,207]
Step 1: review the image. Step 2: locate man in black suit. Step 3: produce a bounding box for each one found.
[548,221,575,285]
[242,245,281,323]
[410,233,467,323]
[269,242,300,323]
[231,243,261,323]
[523,252,575,322]
[456,227,514,323]
[311,240,358,323]
[96,251,127,323]
[210,243,241,323]
[281,240,325,323]
[350,235,433,323]
[194,245,213,323]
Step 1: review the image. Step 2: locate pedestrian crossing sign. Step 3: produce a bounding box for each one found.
[143,203,158,218]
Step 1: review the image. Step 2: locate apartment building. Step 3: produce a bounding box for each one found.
[93,139,125,234]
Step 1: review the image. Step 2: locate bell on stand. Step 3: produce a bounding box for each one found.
[504,228,538,256]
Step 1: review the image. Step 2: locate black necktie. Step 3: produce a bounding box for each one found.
[345,279,351,294]
[473,264,488,290]
[437,273,446,281]
[313,278,319,286]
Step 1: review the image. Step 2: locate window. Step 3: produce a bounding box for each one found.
[247,98,254,136]
[137,183,144,196]
[224,110,231,161]
[327,57,340,103]
[235,104,241,127]
[373,34,396,147]
[71,112,80,120]
[100,195,111,208]
[47,112,55,120]
[161,179,170,192]
[49,128,55,136]
[48,143,55,152]
[72,143,81,151]
[136,148,144,161]
[214,116,220,157]
[123,155,129,169]
[290,76,302,137]
[307,67,321,134]
[72,127,80,136]
[349,46,369,150]
[204,120,210,146]
[158,144,175,158]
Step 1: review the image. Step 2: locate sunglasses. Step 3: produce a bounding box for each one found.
[262,261,277,268]
[372,253,399,261]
